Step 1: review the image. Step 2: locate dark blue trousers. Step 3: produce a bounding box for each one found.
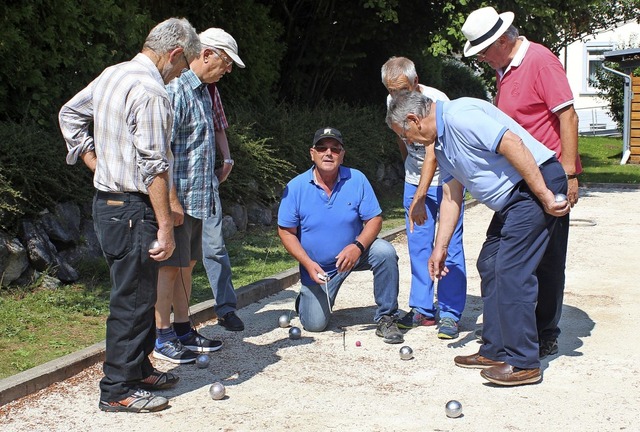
[536,212,569,341]
[477,158,567,369]
[93,192,159,402]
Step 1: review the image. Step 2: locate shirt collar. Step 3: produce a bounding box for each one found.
[435,100,445,141]
[308,165,344,184]
[180,69,207,91]
[498,36,530,78]
[133,53,164,86]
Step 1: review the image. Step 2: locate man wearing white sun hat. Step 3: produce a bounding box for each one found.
[461,6,581,362]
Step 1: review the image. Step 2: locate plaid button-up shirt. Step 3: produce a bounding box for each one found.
[59,54,172,192]
[166,69,216,219]
[208,84,228,132]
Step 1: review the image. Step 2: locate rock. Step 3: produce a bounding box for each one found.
[55,202,82,234]
[40,211,76,245]
[247,201,272,226]
[229,203,248,231]
[20,220,79,283]
[40,274,62,290]
[221,215,238,239]
[0,231,30,286]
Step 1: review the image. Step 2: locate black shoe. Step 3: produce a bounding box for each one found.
[539,339,559,359]
[218,311,245,331]
[375,315,404,344]
[179,329,223,352]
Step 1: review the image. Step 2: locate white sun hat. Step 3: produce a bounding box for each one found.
[461,6,514,57]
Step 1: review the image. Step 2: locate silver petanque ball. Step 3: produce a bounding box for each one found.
[278,313,291,328]
[445,400,463,418]
[399,345,414,360]
[289,326,302,340]
[555,193,567,203]
[209,382,226,400]
[149,239,160,250]
[196,354,210,369]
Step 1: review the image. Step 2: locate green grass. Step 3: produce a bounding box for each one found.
[1,136,637,379]
[0,184,405,379]
[578,136,640,183]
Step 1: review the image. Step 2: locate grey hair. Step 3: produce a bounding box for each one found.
[143,17,201,62]
[381,56,417,88]
[385,90,433,130]
[503,25,519,42]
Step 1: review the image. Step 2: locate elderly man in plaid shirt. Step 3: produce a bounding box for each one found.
[153,28,245,364]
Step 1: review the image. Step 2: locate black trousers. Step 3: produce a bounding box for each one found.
[93,191,158,402]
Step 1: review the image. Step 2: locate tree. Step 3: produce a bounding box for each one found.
[0,1,151,126]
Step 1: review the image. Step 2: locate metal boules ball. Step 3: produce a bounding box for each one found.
[149,239,160,250]
[209,382,226,400]
[399,345,413,360]
[289,326,302,340]
[278,313,291,328]
[195,354,210,369]
[445,400,463,418]
[555,193,567,203]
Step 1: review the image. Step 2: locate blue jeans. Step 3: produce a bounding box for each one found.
[297,238,400,332]
[404,182,467,321]
[202,183,237,316]
[93,191,158,402]
[477,158,567,369]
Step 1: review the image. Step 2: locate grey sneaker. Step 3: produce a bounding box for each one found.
[437,317,459,339]
[153,339,197,364]
[99,389,169,413]
[375,315,404,344]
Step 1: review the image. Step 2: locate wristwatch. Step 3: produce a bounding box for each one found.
[223,159,234,166]
[353,240,365,253]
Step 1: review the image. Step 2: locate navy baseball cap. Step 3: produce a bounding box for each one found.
[312,127,344,147]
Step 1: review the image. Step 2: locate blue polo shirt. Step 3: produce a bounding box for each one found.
[434,98,555,211]
[278,166,381,284]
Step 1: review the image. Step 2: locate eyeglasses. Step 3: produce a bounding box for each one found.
[313,145,343,155]
[477,42,494,59]
[400,120,409,142]
[182,53,190,70]
[213,49,233,67]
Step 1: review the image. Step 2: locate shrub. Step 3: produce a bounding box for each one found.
[0,121,93,232]
[220,100,399,207]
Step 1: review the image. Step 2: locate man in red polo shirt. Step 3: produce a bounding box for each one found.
[462,6,581,360]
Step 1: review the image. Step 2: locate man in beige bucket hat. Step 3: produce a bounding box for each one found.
[459,6,581,377]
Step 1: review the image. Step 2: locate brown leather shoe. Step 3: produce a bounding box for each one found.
[454,352,504,369]
[480,363,542,386]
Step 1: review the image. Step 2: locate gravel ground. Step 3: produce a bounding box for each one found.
[1,186,639,432]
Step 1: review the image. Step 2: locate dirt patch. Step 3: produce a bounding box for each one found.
[1,186,639,431]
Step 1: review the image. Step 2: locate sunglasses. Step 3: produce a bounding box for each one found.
[313,145,343,155]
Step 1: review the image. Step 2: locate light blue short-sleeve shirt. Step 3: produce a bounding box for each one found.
[434,98,555,211]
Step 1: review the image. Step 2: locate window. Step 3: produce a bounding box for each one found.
[583,42,615,93]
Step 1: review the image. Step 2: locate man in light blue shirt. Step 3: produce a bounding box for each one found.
[386,91,570,386]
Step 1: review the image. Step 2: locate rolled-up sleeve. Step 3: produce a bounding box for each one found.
[59,83,96,165]
[132,94,173,187]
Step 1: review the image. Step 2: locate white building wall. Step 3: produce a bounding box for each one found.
[558,20,639,135]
